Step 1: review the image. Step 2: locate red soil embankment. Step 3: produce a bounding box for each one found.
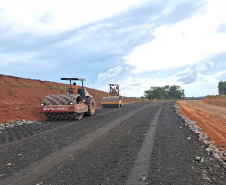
[178,100,226,148]
[0,74,140,123]
[206,95,226,107]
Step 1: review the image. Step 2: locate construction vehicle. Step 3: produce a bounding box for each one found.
[39,78,95,120]
[101,84,123,108]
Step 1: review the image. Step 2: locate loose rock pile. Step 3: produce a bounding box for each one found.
[0,120,41,132]
[174,103,226,168]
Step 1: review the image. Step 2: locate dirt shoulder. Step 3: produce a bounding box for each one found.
[0,74,140,123]
[178,100,226,148]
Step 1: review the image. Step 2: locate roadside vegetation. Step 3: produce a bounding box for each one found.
[45,84,67,91]
[204,81,226,106]
[144,85,184,100]
[9,88,14,95]
[218,81,226,95]
[206,94,226,106]
[9,82,37,88]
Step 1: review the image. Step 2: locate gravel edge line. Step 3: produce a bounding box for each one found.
[0,120,40,132]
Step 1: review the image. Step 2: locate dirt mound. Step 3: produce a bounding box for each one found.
[0,74,140,123]
[206,95,226,107]
[178,100,226,149]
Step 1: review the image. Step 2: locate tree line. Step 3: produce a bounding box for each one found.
[144,85,184,100]
[218,81,226,95]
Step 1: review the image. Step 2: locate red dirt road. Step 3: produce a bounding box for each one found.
[178,100,226,148]
[0,74,140,123]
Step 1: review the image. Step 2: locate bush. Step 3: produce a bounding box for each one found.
[9,89,14,95]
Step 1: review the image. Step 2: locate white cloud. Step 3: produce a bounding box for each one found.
[94,63,226,97]
[125,0,226,73]
[155,72,161,75]
[181,82,218,97]
[177,69,226,96]
[0,52,58,72]
[169,60,215,84]
[96,66,122,83]
[215,71,226,81]
[117,69,225,97]
[0,0,144,31]
[0,53,35,64]
[38,11,55,24]
[205,59,214,68]
[160,0,190,16]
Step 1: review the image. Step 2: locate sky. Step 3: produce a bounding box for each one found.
[0,0,226,97]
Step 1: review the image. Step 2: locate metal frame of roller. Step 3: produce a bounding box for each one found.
[101,84,123,108]
[39,78,95,120]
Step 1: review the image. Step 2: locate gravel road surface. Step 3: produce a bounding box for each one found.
[0,101,225,185]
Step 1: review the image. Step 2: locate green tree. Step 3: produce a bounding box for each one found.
[153,88,163,99]
[169,85,177,98]
[218,81,226,94]
[164,91,170,99]
[176,90,182,99]
[145,85,184,100]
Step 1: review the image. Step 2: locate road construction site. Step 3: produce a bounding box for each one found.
[178,100,226,149]
[0,101,226,185]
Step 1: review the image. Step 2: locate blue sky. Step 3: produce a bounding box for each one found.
[0,0,226,97]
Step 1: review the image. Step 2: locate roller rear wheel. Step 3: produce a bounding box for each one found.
[85,97,95,116]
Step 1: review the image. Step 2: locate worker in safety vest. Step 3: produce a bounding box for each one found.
[72,82,78,94]
[111,87,116,95]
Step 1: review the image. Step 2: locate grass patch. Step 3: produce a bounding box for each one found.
[46,84,67,91]
[52,85,64,90]
[9,88,14,95]
[9,83,20,87]
[206,95,226,99]
[20,82,37,88]
[9,82,37,88]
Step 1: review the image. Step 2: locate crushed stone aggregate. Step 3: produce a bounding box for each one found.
[0,102,154,180]
[1,101,225,185]
[147,102,226,185]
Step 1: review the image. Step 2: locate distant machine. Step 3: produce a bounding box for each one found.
[101,84,123,108]
[39,78,95,120]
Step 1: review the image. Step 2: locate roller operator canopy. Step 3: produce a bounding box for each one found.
[61,78,85,81]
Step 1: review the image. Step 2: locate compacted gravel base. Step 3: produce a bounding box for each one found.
[0,103,138,145]
[0,102,155,181]
[34,102,165,185]
[147,102,226,185]
[1,101,225,185]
